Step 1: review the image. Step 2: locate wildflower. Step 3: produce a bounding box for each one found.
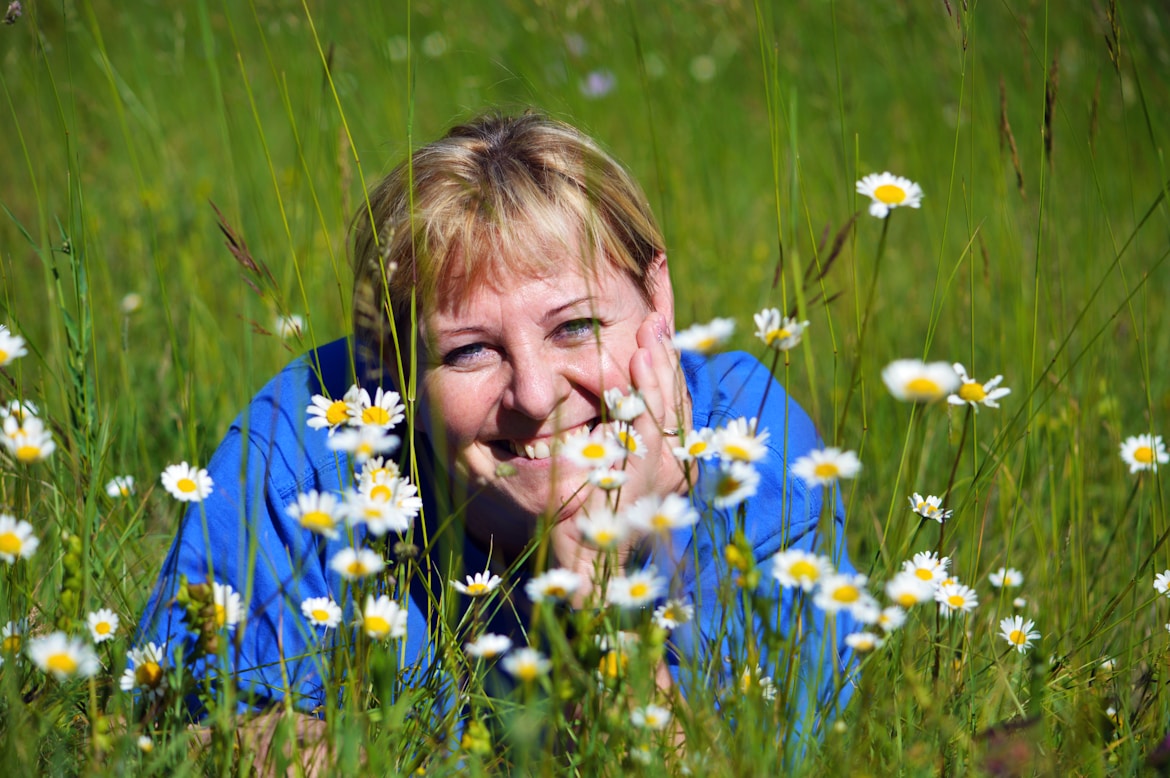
[213,583,242,630]
[902,551,950,586]
[882,359,960,403]
[28,633,100,680]
[935,581,979,616]
[1120,434,1170,473]
[625,493,699,535]
[791,447,861,487]
[610,424,645,458]
[0,324,28,367]
[329,547,386,581]
[579,69,616,98]
[328,426,400,463]
[606,568,667,608]
[672,427,716,462]
[1154,570,1170,596]
[525,568,584,603]
[908,493,952,523]
[631,704,672,731]
[1013,597,1027,609]
[999,615,1040,654]
[275,314,304,339]
[604,387,646,422]
[712,418,770,463]
[672,318,735,354]
[576,508,630,550]
[0,514,39,563]
[465,633,513,659]
[559,431,624,470]
[351,472,422,535]
[990,567,1024,588]
[1,416,55,463]
[285,490,343,540]
[160,462,213,502]
[359,456,400,484]
[739,664,777,701]
[814,573,875,617]
[137,735,153,753]
[502,647,551,682]
[301,597,342,629]
[86,609,120,643]
[105,475,136,498]
[2,620,26,658]
[120,293,143,314]
[845,632,884,653]
[885,571,936,607]
[349,386,406,431]
[306,386,359,434]
[877,606,906,632]
[772,549,835,592]
[712,461,760,508]
[855,172,924,218]
[0,399,37,422]
[451,570,503,597]
[690,54,717,83]
[948,364,1011,411]
[119,642,167,699]
[358,594,407,641]
[753,309,808,351]
[588,468,628,490]
[652,599,694,630]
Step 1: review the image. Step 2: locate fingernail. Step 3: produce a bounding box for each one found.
[654,313,668,343]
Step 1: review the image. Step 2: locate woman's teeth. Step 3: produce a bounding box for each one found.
[505,422,594,460]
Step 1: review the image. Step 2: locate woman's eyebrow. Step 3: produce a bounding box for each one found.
[541,296,596,323]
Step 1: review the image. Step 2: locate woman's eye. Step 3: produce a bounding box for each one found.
[557,318,600,340]
[442,343,489,367]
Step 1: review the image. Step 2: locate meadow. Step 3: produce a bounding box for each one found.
[1,0,1169,774]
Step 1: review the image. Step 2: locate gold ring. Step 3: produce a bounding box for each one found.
[661,428,682,437]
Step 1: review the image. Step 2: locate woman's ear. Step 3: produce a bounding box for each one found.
[648,251,675,328]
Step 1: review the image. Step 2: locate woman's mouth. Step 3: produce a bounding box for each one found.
[493,419,600,461]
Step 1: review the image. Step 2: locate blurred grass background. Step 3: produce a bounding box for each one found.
[2,0,1170,773]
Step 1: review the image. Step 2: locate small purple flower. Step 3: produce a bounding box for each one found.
[580,70,616,99]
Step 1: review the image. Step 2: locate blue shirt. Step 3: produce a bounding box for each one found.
[140,337,857,734]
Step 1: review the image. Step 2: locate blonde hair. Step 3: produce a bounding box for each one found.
[351,112,665,370]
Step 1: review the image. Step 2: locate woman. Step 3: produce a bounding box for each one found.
[140,112,858,749]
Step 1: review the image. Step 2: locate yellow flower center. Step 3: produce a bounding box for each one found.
[119,486,131,496]
[594,530,615,546]
[582,442,607,460]
[687,441,708,456]
[896,592,918,607]
[325,401,348,426]
[15,445,41,463]
[947,595,965,608]
[618,431,637,452]
[716,475,743,497]
[651,514,670,530]
[1134,446,1156,464]
[905,377,942,398]
[917,501,930,512]
[914,568,934,581]
[515,663,539,682]
[369,484,392,501]
[364,616,389,636]
[47,652,78,675]
[723,444,751,461]
[0,349,7,363]
[1008,629,1027,645]
[0,532,22,556]
[177,477,198,494]
[299,510,335,532]
[695,336,715,352]
[765,328,790,346]
[832,585,860,604]
[465,582,488,596]
[362,406,391,426]
[545,585,566,598]
[789,560,818,581]
[95,622,112,636]
[2,635,21,653]
[215,604,227,628]
[357,442,374,457]
[135,661,163,688]
[958,382,987,402]
[813,463,839,479]
[873,183,907,204]
[347,561,368,577]
[629,582,649,599]
[599,651,627,678]
[311,608,331,622]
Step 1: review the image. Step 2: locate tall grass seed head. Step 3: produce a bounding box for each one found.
[908,493,952,523]
[753,308,808,351]
[0,324,28,366]
[86,609,120,643]
[329,547,386,580]
[948,364,1011,411]
[359,594,407,640]
[855,172,924,218]
[882,359,960,403]
[672,317,735,354]
[0,514,39,563]
[160,462,213,502]
[29,632,100,680]
[790,447,861,487]
[1,415,55,463]
[999,615,1040,654]
[624,493,699,534]
[1120,433,1170,473]
[286,489,343,540]
[451,570,503,597]
[301,597,342,629]
[772,548,835,592]
[120,642,167,699]
[990,567,1024,588]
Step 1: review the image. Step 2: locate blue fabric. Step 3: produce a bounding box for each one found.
[139,337,857,732]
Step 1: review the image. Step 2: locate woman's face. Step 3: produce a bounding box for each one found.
[418,252,672,550]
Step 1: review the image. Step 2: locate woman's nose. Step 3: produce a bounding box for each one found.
[502,350,568,420]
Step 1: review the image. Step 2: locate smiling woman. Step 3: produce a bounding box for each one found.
[139,111,859,763]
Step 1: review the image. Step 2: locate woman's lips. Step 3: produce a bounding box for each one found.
[494,418,600,461]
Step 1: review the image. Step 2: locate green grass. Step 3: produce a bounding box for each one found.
[1,0,1169,774]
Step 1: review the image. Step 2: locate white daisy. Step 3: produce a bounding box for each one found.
[328,426,400,463]
[652,599,694,630]
[306,385,360,434]
[119,642,167,699]
[358,594,407,640]
[901,551,950,586]
[501,647,550,682]
[672,427,716,462]
[587,468,629,490]
[105,475,136,498]
[885,571,937,607]
[451,570,503,597]
[86,609,120,643]
[137,735,153,753]
[0,514,39,563]
[845,631,884,653]
[213,582,242,630]
[525,568,584,603]
[739,664,777,701]
[275,314,304,339]
[631,703,672,731]
[712,461,760,509]
[1120,433,1170,473]
[624,493,699,535]
[753,308,809,351]
[160,462,213,502]
[359,456,401,485]
[329,547,386,580]
[609,424,646,459]
[856,171,924,218]
[791,447,861,487]
[1,416,55,463]
[908,493,952,523]
[0,399,38,422]
[672,318,735,354]
[0,324,28,367]
[352,472,422,535]
[349,386,406,431]
[877,606,906,633]
[576,508,630,550]
[814,573,874,617]
[989,567,1024,588]
[935,581,979,616]
[947,364,1011,411]
[29,632,100,680]
[711,417,770,463]
[286,490,344,540]
[772,548,835,592]
[301,597,342,629]
[882,359,960,403]
[604,387,647,422]
[999,615,1040,654]
[1,620,26,658]
[464,633,513,659]
[559,432,624,470]
[606,568,668,608]
[1154,570,1170,596]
